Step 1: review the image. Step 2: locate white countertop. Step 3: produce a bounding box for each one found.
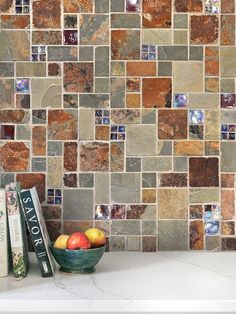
[1,252,236,313]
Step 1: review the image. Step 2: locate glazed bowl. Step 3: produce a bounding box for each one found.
[50,244,106,274]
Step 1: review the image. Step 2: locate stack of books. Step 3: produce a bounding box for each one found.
[0,183,55,279]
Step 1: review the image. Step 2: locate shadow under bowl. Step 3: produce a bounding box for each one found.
[50,244,106,274]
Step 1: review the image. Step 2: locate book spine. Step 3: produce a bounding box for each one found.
[6,184,29,279]
[19,190,54,277]
[0,189,8,277]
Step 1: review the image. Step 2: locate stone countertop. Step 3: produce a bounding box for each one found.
[1,252,236,313]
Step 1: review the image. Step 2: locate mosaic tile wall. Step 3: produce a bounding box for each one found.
[0,0,236,252]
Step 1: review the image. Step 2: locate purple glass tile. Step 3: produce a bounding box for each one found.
[221,124,228,132]
[111,133,117,140]
[110,204,126,219]
[118,133,125,140]
[118,125,125,132]
[205,221,219,235]
[55,196,62,204]
[174,94,187,108]
[47,196,54,204]
[95,117,102,124]
[221,93,235,108]
[149,53,156,60]
[95,205,110,220]
[15,6,22,13]
[32,46,38,53]
[64,30,78,45]
[126,0,141,12]
[189,110,204,124]
[39,54,46,61]
[32,54,38,61]
[0,125,15,140]
[221,132,228,139]
[103,117,110,125]
[141,52,149,60]
[111,125,118,132]
[229,125,236,132]
[55,189,61,196]
[15,78,30,93]
[95,110,102,117]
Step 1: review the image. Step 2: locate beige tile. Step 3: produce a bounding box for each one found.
[173,62,203,92]
[158,189,188,219]
[205,109,220,140]
[189,93,219,108]
[220,47,236,77]
[142,29,172,44]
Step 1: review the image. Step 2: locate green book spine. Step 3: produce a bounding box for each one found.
[19,188,55,277]
[6,183,29,279]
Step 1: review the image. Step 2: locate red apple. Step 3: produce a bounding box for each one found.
[67,232,91,250]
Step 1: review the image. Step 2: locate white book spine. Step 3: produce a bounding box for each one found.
[0,189,8,277]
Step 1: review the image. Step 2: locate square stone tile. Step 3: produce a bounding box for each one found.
[111,173,140,203]
[63,189,93,220]
[158,62,172,76]
[33,0,61,28]
[174,14,188,28]
[127,125,157,156]
[189,46,203,61]
[158,109,187,139]
[79,46,93,61]
[126,157,141,172]
[190,15,219,44]
[111,30,140,60]
[142,78,171,108]
[95,0,109,12]
[189,157,219,187]
[158,189,188,219]
[173,62,203,92]
[111,0,125,12]
[64,62,93,93]
[158,220,188,251]
[80,14,109,45]
[80,142,109,171]
[142,0,171,28]
[174,30,188,44]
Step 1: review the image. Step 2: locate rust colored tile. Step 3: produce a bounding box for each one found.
[0,0,13,12]
[32,126,46,156]
[221,0,235,13]
[45,221,62,241]
[143,78,171,108]
[175,0,203,12]
[48,110,77,140]
[16,173,46,202]
[63,174,77,188]
[189,205,203,219]
[190,15,219,44]
[42,205,62,219]
[63,0,93,13]
[221,174,234,188]
[220,15,235,46]
[1,15,30,29]
[221,189,235,220]
[221,238,236,250]
[0,110,26,123]
[142,0,171,28]
[16,95,30,109]
[190,220,204,250]
[221,221,235,235]
[159,173,187,187]
[111,142,124,172]
[63,220,93,234]
[96,125,109,140]
[142,236,157,252]
[126,77,140,92]
[48,63,61,76]
[32,31,62,45]
[126,94,140,108]
[111,30,140,60]
[127,205,148,219]
[205,140,220,155]
[33,0,61,29]
[64,142,77,171]
[126,62,156,76]
[111,204,126,219]
[205,47,219,76]
[174,141,204,156]
[80,142,109,171]
[64,62,93,93]
[189,157,219,187]
[142,189,156,203]
[158,109,187,139]
[0,142,29,172]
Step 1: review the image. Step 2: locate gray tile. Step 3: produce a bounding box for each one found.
[95,78,110,93]
[221,142,236,172]
[111,173,140,203]
[32,109,47,124]
[220,47,236,77]
[0,62,14,77]
[79,173,94,188]
[111,78,125,108]
[63,189,93,220]
[111,220,141,235]
[111,61,125,76]
[79,108,94,140]
[158,220,188,250]
[158,62,172,76]
[48,46,77,61]
[126,157,141,172]
[48,141,62,156]
[173,157,188,171]
[16,125,31,140]
[206,236,220,250]
[142,173,156,188]
[158,46,188,60]
[221,79,235,93]
[95,173,110,203]
[142,220,156,235]
[95,0,109,12]
[111,0,124,12]
[157,141,172,155]
[79,46,93,61]
[109,236,125,251]
[142,157,172,171]
[64,94,78,108]
[142,109,156,124]
[174,14,188,29]
[80,15,109,45]
[32,158,46,172]
[126,236,141,251]
[95,46,109,77]
[0,173,14,188]
[189,46,203,61]
[80,94,109,108]
[111,14,140,28]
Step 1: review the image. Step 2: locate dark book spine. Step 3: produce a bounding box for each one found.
[19,191,54,277]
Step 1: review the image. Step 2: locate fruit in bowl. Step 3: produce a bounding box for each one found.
[50,228,106,274]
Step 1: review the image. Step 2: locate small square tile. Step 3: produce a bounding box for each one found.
[95,78,110,93]
[205,221,220,235]
[158,62,172,76]
[32,157,46,172]
[189,125,204,140]
[126,157,141,172]
[95,205,110,220]
[48,141,62,156]
[174,94,187,108]
[111,0,125,12]
[63,174,77,188]
[174,14,188,29]
[142,220,156,235]
[142,189,156,203]
[126,77,140,92]
[126,0,141,12]
[189,46,203,61]
[173,157,188,171]
[79,46,93,61]
[189,110,204,124]
[64,30,78,45]
[174,30,188,45]
[95,0,109,12]
[221,79,235,93]
[189,205,203,219]
[79,173,94,188]
[111,204,126,219]
[64,15,77,28]
[142,236,156,252]
[0,125,15,140]
[205,77,219,92]
[221,93,235,108]
[111,61,125,76]
[15,78,30,93]
[142,173,156,188]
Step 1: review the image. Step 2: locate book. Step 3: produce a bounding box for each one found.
[0,188,9,277]
[19,187,55,277]
[6,182,29,279]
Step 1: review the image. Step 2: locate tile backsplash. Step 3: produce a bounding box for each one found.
[0,0,236,251]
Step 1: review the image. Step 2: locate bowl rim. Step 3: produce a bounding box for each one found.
[50,243,106,252]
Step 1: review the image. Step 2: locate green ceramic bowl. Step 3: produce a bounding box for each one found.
[50,244,106,274]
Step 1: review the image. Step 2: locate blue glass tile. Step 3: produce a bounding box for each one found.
[95,117,102,124]
[142,45,148,52]
[189,110,204,124]
[32,46,38,53]
[55,189,61,196]
[174,94,187,108]
[205,221,219,235]
[118,125,126,132]
[111,133,117,140]
[149,45,156,53]
[95,110,102,116]
[221,132,228,139]
[31,54,38,61]
[141,53,148,60]
[55,197,62,204]
[16,79,30,93]
[48,189,54,196]
[111,125,117,132]
[16,0,22,4]
[149,53,156,60]
[103,110,110,117]
[103,117,110,125]
[15,6,22,13]
[221,124,228,132]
